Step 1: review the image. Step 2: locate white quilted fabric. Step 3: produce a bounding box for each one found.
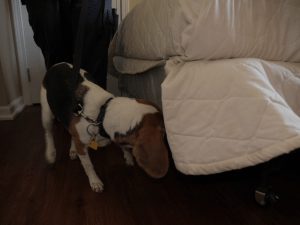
[162,58,300,174]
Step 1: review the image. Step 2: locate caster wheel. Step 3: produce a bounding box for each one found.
[255,187,279,206]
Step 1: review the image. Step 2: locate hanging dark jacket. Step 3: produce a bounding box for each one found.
[22,0,116,88]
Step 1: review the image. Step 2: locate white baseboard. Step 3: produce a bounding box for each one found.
[0,97,25,120]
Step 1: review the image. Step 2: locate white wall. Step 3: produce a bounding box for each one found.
[0,0,25,119]
[0,63,9,106]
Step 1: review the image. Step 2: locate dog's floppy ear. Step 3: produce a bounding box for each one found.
[132,113,169,178]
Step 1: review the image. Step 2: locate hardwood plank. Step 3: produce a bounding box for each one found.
[0,106,300,225]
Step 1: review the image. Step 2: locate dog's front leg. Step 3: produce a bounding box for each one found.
[77,146,104,192]
[41,87,56,164]
[69,139,78,160]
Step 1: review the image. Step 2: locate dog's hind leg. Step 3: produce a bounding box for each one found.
[40,86,56,164]
[77,146,104,192]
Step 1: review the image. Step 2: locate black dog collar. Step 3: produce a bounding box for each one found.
[97,97,114,139]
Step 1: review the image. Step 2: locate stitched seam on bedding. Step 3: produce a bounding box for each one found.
[167,131,300,142]
[173,134,300,166]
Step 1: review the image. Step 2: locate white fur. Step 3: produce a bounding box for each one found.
[103,97,158,139]
[74,79,114,145]
[69,139,77,160]
[40,86,56,163]
[123,149,134,166]
[78,147,104,192]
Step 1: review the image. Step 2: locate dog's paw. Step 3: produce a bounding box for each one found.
[69,150,77,160]
[125,159,134,166]
[124,151,134,166]
[45,148,56,164]
[90,179,104,193]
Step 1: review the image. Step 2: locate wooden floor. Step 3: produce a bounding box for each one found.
[1,106,300,225]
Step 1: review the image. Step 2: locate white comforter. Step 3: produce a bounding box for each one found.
[163,58,300,174]
[109,0,300,174]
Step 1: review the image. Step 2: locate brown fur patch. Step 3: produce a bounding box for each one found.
[132,112,169,178]
[115,111,169,178]
[67,84,90,155]
[68,116,86,155]
[75,84,89,102]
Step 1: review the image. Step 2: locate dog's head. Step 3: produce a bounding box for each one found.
[115,112,169,178]
[132,112,169,178]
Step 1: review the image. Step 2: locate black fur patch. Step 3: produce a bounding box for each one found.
[43,63,84,127]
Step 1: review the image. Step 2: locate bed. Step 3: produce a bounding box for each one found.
[108,0,300,175]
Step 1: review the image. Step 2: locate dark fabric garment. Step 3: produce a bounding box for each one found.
[23,0,116,88]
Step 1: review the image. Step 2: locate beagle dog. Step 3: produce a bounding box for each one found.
[40,62,169,192]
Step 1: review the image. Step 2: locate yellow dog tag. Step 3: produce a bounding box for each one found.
[89,139,98,150]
